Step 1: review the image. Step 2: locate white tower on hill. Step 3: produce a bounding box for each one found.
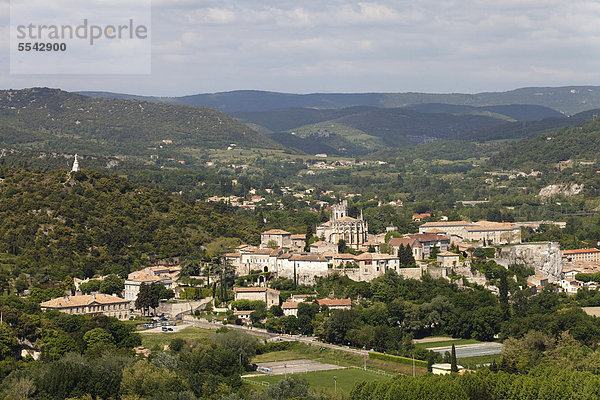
[72,154,80,172]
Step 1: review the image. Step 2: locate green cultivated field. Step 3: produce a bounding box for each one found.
[246,368,390,394]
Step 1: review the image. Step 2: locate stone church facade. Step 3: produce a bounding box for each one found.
[316,201,368,250]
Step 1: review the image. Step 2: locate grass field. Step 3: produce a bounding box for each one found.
[252,342,424,377]
[458,354,500,369]
[140,327,214,349]
[246,367,391,394]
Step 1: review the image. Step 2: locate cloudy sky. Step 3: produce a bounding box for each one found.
[1,0,600,96]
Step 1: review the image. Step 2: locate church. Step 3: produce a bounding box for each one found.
[316,200,368,250]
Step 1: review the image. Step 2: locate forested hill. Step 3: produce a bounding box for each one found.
[0,167,261,282]
[489,118,600,170]
[81,86,600,115]
[0,88,282,157]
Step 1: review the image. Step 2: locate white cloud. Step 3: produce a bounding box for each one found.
[1,0,600,94]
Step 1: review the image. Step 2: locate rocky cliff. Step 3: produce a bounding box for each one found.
[495,242,562,280]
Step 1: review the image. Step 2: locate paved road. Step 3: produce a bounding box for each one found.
[428,342,503,358]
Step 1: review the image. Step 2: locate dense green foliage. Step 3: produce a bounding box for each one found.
[353,331,600,400]
[0,168,263,283]
[0,329,262,400]
[491,119,600,171]
[0,294,140,375]
[0,88,281,158]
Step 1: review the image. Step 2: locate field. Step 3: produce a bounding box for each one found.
[245,367,391,394]
[140,326,214,349]
[458,354,500,369]
[252,342,424,377]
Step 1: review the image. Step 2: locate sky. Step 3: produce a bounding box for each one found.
[1,0,600,96]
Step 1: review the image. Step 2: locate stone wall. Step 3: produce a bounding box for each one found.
[329,266,423,282]
[495,242,562,280]
[397,267,423,280]
[157,299,212,317]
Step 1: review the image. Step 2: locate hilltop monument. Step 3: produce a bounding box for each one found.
[71,154,80,172]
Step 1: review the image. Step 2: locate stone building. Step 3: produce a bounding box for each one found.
[562,248,600,263]
[40,294,131,320]
[260,229,292,249]
[233,287,280,308]
[419,220,521,245]
[124,266,179,303]
[316,201,368,250]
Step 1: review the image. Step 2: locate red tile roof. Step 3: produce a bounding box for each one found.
[282,301,299,309]
[317,298,351,307]
[388,237,417,247]
[406,233,450,242]
[262,229,291,235]
[563,248,600,255]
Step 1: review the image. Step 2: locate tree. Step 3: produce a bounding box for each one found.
[450,344,458,373]
[135,283,158,315]
[266,376,310,400]
[304,225,314,252]
[0,324,17,360]
[472,248,486,259]
[83,327,113,349]
[338,239,348,253]
[155,283,175,301]
[42,330,78,361]
[398,244,416,266]
[79,280,101,294]
[99,274,124,295]
[427,351,435,373]
[430,245,440,259]
[170,338,185,352]
[498,269,510,318]
[14,274,28,295]
[270,305,284,317]
[213,330,258,367]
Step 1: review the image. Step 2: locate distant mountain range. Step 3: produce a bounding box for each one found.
[234,103,567,155]
[79,86,600,115]
[0,88,281,160]
[1,87,598,164]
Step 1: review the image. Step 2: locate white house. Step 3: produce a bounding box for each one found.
[431,363,465,375]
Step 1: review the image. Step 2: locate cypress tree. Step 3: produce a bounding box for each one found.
[404,245,416,266]
[397,244,405,263]
[450,344,458,373]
